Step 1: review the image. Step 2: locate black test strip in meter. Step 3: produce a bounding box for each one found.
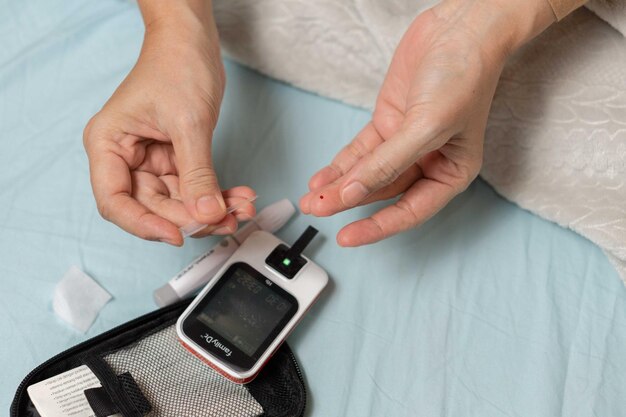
[285,226,318,262]
[265,226,319,279]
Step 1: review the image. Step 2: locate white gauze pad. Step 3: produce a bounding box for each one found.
[52,266,112,333]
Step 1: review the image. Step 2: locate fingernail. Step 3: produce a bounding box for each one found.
[341,181,369,206]
[158,238,178,246]
[196,195,226,217]
[212,226,233,235]
[236,213,253,221]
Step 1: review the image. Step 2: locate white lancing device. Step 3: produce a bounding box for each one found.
[154,199,296,307]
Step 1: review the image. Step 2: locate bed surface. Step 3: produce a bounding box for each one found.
[1,2,625,416]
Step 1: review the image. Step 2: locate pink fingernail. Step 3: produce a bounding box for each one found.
[236,213,253,221]
[159,238,177,245]
[212,226,234,235]
[196,195,225,217]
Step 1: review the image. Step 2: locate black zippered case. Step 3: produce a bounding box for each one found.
[10,299,307,417]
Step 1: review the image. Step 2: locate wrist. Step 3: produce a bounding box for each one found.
[434,0,555,58]
[138,0,220,45]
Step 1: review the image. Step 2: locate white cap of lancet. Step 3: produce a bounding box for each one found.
[233,199,296,244]
[255,199,296,232]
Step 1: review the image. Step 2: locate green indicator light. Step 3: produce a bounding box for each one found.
[282,258,292,266]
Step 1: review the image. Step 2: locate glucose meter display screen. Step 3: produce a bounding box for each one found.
[196,263,297,357]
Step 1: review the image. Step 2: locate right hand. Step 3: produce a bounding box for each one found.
[83,2,255,246]
[300,0,555,247]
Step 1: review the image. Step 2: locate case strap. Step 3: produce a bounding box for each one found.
[83,356,151,417]
[85,386,119,417]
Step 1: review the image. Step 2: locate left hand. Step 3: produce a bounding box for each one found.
[300,0,555,246]
[83,0,256,245]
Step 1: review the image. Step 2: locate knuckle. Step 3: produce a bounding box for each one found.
[462,147,484,182]
[369,215,386,237]
[454,180,472,194]
[181,166,218,190]
[370,154,400,186]
[134,213,156,240]
[173,106,216,139]
[395,199,419,225]
[174,111,206,136]
[372,110,402,138]
[451,158,482,194]
[96,201,112,221]
[403,106,451,147]
[345,140,368,162]
[326,162,344,179]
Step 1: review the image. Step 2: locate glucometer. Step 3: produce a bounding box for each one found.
[176,227,328,384]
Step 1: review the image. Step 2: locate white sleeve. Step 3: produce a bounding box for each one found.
[586,0,626,36]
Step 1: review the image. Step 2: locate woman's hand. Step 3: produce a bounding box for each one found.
[300,0,555,247]
[84,0,255,246]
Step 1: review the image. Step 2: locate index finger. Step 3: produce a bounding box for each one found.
[305,115,450,217]
[307,122,384,191]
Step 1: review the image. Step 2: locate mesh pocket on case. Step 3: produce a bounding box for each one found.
[103,325,263,417]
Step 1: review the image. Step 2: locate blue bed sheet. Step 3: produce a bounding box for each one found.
[1,1,625,416]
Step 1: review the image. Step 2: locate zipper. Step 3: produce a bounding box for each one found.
[10,300,189,417]
[285,345,307,417]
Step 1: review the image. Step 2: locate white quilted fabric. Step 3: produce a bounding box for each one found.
[483,11,626,282]
[213,2,626,283]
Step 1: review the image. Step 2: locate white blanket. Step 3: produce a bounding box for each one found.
[213,1,626,283]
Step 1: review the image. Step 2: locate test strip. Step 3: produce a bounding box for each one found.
[180,195,258,238]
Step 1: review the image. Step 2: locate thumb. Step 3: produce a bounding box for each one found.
[339,119,448,208]
[173,120,226,225]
